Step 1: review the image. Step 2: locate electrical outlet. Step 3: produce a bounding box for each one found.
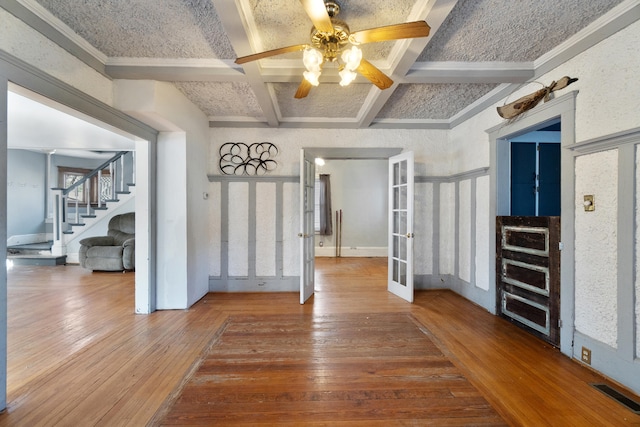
[581,347,592,365]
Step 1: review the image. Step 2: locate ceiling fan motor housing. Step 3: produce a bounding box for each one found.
[310,17,350,61]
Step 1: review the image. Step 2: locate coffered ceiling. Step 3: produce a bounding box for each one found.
[6,0,635,129]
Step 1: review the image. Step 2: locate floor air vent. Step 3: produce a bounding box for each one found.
[591,383,640,414]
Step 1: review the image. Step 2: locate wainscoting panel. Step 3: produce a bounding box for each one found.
[256,182,276,277]
[282,181,300,278]
[209,168,491,298]
[414,182,434,276]
[208,176,299,292]
[228,182,249,277]
[439,182,456,276]
[414,168,489,307]
[458,179,472,283]
[209,182,222,277]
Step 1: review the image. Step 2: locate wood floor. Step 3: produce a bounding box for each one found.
[1,258,640,426]
[154,312,507,425]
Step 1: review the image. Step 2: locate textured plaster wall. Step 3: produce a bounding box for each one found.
[439,183,455,275]
[568,19,640,142]
[1,9,112,105]
[282,182,299,277]
[415,182,434,275]
[209,128,450,177]
[256,182,277,276]
[446,18,640,316]
[449,19,640,177]
[575,149,618,348]
[228,182,249,276]
[458,180,471,282]
[209,181,221,276]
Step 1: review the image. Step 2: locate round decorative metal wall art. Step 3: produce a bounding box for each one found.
[219,142,278,175]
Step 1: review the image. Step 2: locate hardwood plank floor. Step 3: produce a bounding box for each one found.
[1,258,639,426]
[156,312,507,425]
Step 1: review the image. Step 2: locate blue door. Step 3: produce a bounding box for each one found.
[510,132,560,216]
[538,143,560,216]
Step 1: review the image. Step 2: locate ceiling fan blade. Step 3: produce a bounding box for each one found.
[357,59,393,90]
[299,0,334,33]
[294,79,313,99]
[351,21,430,44]
[235,44,308,65]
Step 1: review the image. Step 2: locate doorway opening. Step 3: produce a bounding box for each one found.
[2,77,156,410]
[496,119,562,347]
[509,121,561,216]
[302,148,403,303]
[314,158,388,259]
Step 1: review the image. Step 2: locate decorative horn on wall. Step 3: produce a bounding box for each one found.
[497,76,578,119]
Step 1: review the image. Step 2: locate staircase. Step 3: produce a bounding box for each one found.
[7,151,136,266]
[7,241,66,266]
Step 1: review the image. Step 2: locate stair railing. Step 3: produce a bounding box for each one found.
[51,151,135,255]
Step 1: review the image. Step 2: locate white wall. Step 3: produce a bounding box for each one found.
[114,80,210,309]
[208,127,450,282]
[315,159,388,256]
[575,150,618,348]
[414,182,434,276]
[450,18,640,394]
[636,144,640,358]
[7,149,46,238]
[209,128,450,177]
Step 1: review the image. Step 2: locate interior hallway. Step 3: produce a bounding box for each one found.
[2,258,639,425]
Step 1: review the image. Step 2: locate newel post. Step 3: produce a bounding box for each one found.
[50,188,66,256]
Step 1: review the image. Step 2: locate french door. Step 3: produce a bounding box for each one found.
[299,149,315,304]
[388,152,414,302]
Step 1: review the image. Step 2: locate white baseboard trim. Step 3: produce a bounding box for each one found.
[66,253,79,264]
[7,233,48,246]
[314,246,387,257]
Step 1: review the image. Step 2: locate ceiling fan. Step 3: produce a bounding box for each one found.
[235,0,431,99]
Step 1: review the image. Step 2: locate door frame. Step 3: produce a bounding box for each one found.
[487,91,577,357]
[300,147,402,303]
[1,52,158,410]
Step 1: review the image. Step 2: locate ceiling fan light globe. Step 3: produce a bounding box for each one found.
[339,69,357,86]
[303,70,321,86]
[303,48,324,71]
[342,46,362,70]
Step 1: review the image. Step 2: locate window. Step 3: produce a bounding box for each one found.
[314,174,332,235]
[314,178,321,232]
[58,167,111,205]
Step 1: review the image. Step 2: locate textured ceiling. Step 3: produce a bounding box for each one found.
[27,0,628,128]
